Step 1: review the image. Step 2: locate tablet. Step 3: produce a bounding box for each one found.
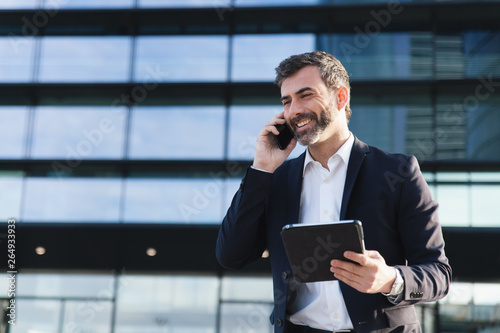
[281,220,365,283]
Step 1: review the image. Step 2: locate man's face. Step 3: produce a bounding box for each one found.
[280,66,338,146]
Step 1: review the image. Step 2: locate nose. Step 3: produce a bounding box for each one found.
[286,99,305,122]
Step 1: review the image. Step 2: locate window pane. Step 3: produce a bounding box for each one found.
[436,185,470,226]
[235,0,318,6]
[22,178,122,222]
[471,185,500,227]
[123,178,224,224]
[0,37,35,82]
[63,300,113,333]
[115,275,218,333]
[50,0,134,8]
[17,273,115,298]
[31,106,126,159]
[0,174,23,221]
[231,34,315,81]
[0,0,37,8]
[464,31,500,77]
[139,0,214,7]
[228,106,306,160]
[220,303,273,333]
[221,276,273,301]
[135,36,228,82]
[129,106,225,160]
[39,37,130,82]
[11,299,60,333]
[349,106,407,154]
[0,107,28,158]
[319,33,420,80]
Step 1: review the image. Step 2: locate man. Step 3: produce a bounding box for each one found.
[216,51,451,333]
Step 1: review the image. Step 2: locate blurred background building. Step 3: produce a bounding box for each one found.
[0,0,500,332]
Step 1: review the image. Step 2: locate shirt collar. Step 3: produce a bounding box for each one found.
[302,132,354,176]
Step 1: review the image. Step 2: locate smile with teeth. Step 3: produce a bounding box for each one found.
[296,119,312,128]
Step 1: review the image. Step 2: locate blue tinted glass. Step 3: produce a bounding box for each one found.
[22,178,122,222]
[436,185,470,226]
[0,175,23,221]
[228,106,305,160]
[63,301,113,333]
[0,0,37,8]
[0,107,28,158]
[349,106,407,154]
[471,185,500,227]
[139,0,214,7]
[321,33,418,80]
[235,0,318,6]
[134,36,228,82]
[11,300,60,333]
[39,37,131,82]
[129,106,225,160]
[48,0,133,8]
[31,106,126,159]
[231,34,316,81]
[123,178,224,223]
[17,273,115,297]
[115,275,218,332]
[0,37,35,82]
[464,31,500,77]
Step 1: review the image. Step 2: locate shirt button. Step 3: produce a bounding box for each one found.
[323,179,329,184]
[333,313,339,319]
[324,210,329,215]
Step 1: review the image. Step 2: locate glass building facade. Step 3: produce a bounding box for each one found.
[1,0,500,332]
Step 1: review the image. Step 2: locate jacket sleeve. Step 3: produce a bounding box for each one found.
[216,167,273,269]
[394,155,452,305]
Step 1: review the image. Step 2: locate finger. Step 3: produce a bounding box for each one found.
[343,251,370,266]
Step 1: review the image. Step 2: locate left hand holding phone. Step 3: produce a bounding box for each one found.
[253,112,297,173]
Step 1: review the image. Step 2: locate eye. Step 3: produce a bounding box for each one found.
[302,93,312,98]
[282,100,290,106]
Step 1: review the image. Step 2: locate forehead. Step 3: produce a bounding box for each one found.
[280,65,326,97]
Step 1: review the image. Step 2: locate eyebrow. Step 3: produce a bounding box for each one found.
[281,87,314,102]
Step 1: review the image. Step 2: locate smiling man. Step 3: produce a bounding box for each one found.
[216,51,451,333]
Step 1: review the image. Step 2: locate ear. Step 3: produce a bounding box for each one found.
[336,86,349,110]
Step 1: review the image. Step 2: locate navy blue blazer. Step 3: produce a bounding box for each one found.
[216,136,451,333]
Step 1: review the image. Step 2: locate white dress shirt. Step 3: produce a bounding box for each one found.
[287,132,355,331]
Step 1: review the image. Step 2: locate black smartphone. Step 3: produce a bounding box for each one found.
[273,123,295,150]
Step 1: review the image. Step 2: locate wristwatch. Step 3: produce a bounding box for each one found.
[382,267,404,297]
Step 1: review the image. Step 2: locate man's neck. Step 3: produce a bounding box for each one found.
[308,129,350,171]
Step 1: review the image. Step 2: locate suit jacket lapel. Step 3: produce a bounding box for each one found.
[286,152,306,225]
[340,137,370,220]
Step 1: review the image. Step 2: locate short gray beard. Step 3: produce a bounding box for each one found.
[295,108,333,146]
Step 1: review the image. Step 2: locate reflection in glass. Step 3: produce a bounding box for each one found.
[129,106,225,160]
[63,300,113,333]
[231,34,315,81]
[11,299,60,333]
[115,275,218,333]
[139,0,214,7]
[17,273,115,298]
[123,178,224,223]
[39,37,130,82]
[0,0,37,8]
[22,178,122,222]
[0,174,23,222]
[135,36,228,82]
[221,276,273,301]
[228,106,305,160]
[436,185,470,226]
[220,303,274,333]
[0,37,35,82]
[49,0,134,8]
[0,107,28,158]
[31,106,126,159]
[471,185,500,227]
